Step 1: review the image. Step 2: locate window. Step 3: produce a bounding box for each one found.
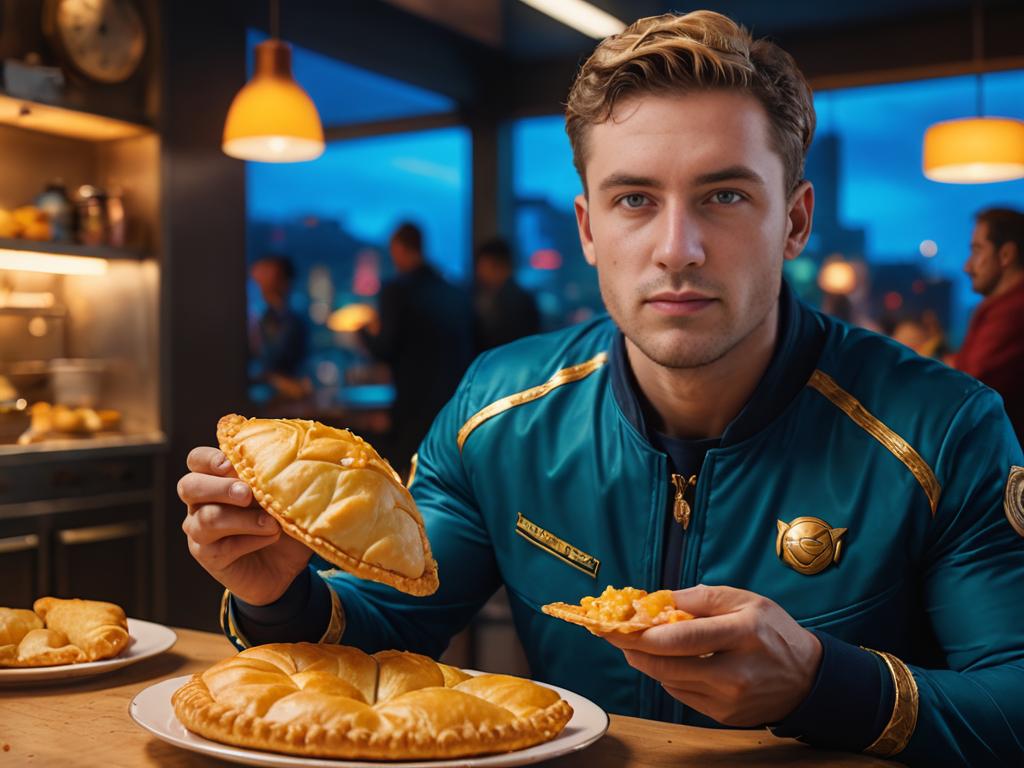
[244,34,470,407]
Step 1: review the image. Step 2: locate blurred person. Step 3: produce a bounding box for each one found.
[180,13,1024,766]
[358,222,474,471]
[250,255,309,401]
[474,237,541,352]
[956,207,1024,444]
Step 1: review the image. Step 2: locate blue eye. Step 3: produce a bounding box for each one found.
[712,191,743,205]
[621,193,648,208]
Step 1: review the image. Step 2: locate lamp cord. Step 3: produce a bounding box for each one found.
[973,0,984,117]
[271,0,281,41]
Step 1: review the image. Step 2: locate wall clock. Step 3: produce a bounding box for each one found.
[43,0,146,84]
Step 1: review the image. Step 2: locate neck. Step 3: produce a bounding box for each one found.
[626,303,779,440]
[992,268,1024,298]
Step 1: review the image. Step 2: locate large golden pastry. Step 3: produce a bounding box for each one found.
[0,597,130,667]
[172,643,573,760]
[543,585,694,634]
[217,414,438,596]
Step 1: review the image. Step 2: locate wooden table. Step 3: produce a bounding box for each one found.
[0,628,896,767]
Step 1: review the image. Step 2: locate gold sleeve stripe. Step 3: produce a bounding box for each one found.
[406,452,419,488]
[317,579,345,644]
[863,648,920,757]
[219,589,250,651]
[457,352,609,452]
[808,370,941,515]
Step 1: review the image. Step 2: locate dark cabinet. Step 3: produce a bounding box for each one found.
[0,531,42,607]
[0,449,160,618]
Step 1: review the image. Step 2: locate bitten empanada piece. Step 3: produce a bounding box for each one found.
[33,597,130,661]
[172,642,573,760]
[217,414,439,596]
[543,586,694,635]
[0,598,129,667]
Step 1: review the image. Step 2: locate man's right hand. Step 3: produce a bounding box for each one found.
[178,446,312,606]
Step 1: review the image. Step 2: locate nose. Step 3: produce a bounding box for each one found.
[652,201,705,272]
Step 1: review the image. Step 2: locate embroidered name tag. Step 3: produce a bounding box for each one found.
[515,512,600,578]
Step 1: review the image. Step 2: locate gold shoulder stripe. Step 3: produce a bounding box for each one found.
[457,352,608,451]
[808,370,941,515]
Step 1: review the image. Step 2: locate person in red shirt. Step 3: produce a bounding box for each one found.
[956,207,1024,446]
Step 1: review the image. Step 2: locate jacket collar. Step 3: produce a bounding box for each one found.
[609,279,826,447]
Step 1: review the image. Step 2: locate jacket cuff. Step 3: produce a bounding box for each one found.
[769,630,894,752]
[229,566,333,646]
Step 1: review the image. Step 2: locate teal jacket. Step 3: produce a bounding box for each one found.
[226,286,1024,766]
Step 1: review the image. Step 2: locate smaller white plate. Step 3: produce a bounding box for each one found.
[131,673,609,768]
[0,618,177,685]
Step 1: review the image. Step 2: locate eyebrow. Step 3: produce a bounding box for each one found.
[597,165,766,192]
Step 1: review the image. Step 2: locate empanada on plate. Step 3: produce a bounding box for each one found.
[172,643,573,760]
[0,597,129,667]
[543,586,694,634]
[217,414,439,596]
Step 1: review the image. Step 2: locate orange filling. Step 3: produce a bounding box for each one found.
[579,586,686,624]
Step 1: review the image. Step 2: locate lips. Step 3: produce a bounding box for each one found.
[644,291,716,316]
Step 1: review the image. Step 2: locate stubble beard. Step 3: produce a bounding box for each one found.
[606,278,780,371]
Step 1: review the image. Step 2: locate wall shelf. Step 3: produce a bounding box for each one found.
[0,92,152,142]
[0,238,146,261]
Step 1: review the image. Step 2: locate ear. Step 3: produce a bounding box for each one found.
[997,241,1019,270]
[574,193,597,267]
[783,180,814,262]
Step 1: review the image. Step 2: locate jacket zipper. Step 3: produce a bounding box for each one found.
[671,473,697,529]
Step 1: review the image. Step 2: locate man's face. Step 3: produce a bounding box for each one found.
[574,90,810,369]
[965,222,1003,297]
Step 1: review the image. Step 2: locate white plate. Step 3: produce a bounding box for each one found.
[130,672,609,768]
[0,618,176,685]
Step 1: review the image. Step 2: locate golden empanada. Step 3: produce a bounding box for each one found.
[543,585,694,634]
[217,414,438,596]
[0,597,129,667]
[172,643,572,760]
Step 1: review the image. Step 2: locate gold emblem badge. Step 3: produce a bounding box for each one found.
[1005,466,1024,538]
[776,516,847,575]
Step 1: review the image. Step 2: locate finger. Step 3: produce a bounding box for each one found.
[601,613,744,656]
[186,446,237,477]
[671,584,755,617]
[177,473,254,508]
[622,648,721,688]
[189,531,281,573]
[183,504,279,546]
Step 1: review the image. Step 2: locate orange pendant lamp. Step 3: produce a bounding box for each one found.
[223,0,324,163]
[922,1,1024,184]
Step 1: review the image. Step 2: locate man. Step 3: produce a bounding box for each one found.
[358,222,474,471]
[956,207,1024,445]
[179,12,1024,765]
[249,254,309,401]
[473,237,541,352]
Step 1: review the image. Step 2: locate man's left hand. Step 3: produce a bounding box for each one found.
[601,585,822,726]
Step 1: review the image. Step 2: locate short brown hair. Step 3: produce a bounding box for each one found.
[976,207,1024,264]
[565,11,816,194]
[391,221,423,253]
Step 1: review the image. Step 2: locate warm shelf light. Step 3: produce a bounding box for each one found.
[923,117,1024,183]
[0,94,149,141]
[518,0,626,38]
[0,249,107,276]
[222,37,324,163]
